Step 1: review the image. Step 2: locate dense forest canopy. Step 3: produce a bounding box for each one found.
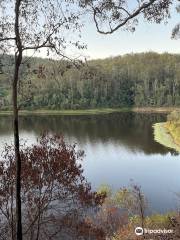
[0,52,180,110]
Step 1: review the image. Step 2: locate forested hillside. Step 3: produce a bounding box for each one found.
[0,52,180,110]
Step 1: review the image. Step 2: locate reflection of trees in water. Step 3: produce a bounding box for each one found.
[0,116,13,134]
[0,113,176,155]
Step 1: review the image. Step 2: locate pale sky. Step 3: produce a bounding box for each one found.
[80,5,180,59]
[25,2,180,60]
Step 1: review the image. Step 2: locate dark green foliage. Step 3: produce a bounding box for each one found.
[0,52,180,110]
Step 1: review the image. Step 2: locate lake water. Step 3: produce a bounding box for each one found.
[0,112,179,214]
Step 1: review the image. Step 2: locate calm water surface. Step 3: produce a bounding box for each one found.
[0,112,179,213]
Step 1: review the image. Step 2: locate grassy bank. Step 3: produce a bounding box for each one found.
[153,122,180,152]
[0,107,179,116]
[132,107,180,113]
[0,108,131,116]
[165,111,180,146]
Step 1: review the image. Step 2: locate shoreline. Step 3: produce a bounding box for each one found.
[0,108,130,116]
[0,107,179,116]
[132,107,180,113]
[153,122,180,152]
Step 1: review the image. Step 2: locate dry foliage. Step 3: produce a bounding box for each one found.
[0,134,106,240]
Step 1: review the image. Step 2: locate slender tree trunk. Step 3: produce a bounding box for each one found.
[10,168,15,240]
[13,52,22,240]
[14,0,23,239]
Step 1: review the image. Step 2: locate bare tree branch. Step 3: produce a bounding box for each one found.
[0,37,16,42]
[92,0,158,34]
[22,21,66,51]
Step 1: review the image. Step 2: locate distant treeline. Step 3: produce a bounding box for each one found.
[0,52,180,110]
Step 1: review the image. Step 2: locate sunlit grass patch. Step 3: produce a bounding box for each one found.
[153,122,180,152]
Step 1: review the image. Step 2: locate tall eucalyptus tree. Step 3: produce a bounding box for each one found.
[0,1,84,239]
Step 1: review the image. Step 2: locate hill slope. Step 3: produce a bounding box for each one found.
[0,52,180,110]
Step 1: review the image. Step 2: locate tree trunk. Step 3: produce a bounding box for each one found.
[14,0,23,239]
[13,53,22,240]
